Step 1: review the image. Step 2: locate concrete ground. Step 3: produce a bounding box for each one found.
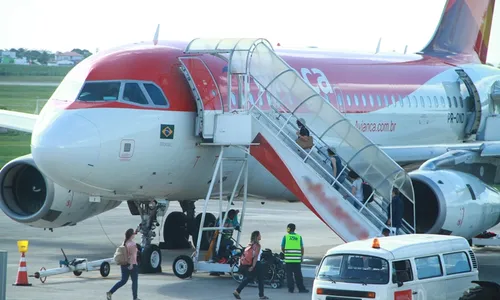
[1,198,500,300]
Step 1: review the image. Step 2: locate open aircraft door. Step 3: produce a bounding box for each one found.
[179,57,223,140]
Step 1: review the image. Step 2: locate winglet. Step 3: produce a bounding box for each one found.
[375,37,382,54]
[153,24,160,45]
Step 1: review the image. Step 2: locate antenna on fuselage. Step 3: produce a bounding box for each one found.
[153,24,160,45]
[375,37,382,54]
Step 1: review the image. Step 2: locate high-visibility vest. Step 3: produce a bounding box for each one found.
[283,233,302,263]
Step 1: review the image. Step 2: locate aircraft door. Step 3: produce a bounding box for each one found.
[332,86,346,114]
[179,56,223,140]
[455,68,482,138]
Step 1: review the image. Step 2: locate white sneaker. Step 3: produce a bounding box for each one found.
[106,292,112,300]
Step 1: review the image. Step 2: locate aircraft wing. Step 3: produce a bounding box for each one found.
[381,141,500,164]
[0,109,37,133]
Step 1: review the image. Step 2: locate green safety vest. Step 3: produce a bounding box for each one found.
[284,233,302,263]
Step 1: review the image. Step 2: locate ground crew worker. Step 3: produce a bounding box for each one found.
[281,223,309,294]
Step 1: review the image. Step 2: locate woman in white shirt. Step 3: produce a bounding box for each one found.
[347,171,363,209]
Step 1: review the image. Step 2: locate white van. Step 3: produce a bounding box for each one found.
[312,234,478,300]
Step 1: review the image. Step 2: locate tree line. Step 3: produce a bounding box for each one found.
[2,48,93,65]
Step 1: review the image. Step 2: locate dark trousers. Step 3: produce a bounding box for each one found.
[109,264,138,299]
[236,262,264,297]
[286,263,306,292]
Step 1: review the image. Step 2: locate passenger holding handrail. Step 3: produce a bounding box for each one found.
[327,148,345,189]
[295,118,313,151]
[387,188,404,235]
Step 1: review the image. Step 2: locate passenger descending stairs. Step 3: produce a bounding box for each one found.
[182,38,416,242]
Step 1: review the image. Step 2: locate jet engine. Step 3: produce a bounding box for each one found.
[0,155,120,229]
[410,168,500,239]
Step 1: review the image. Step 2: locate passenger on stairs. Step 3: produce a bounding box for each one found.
[327,148,345,189]
[386,188,404,235]
[295,118,313,154]
[345,170,363,209]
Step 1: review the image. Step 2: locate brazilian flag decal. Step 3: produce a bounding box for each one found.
[160,124,174,139]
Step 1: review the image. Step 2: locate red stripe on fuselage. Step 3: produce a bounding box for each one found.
[56,42,454,114]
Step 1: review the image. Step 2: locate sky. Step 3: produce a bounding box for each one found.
[0,0,499,66]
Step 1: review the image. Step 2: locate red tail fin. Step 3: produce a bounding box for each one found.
[420,0,495,64]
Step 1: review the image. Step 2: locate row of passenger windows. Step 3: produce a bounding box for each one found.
[334,93,469,110]
[77,81,169,107]
[394,251,473,283]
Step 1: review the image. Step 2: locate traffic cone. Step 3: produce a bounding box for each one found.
[13,252,31,286]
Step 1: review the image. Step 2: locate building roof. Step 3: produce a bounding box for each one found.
[325,234,470,260]
[58,51,83,57]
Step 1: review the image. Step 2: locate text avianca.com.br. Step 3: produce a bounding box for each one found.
[355,121,396,132]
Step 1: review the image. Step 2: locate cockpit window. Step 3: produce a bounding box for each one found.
[78,81,121,101]
[316,254,389,284]
[144,83,169,106]
[123,83,149,105]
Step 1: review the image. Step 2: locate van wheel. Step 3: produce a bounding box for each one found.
[459,286,499,300]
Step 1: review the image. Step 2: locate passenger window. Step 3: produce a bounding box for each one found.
[453,96,458,108]
[406,96,411,108]
[440,96,445,107]
[369,95,374,107]
[391,95,395,107]
[376,95,382,107]
[384,95,389,107]
[144,83,169,106]
[415,255,443,279]
[362,95,367,106]
[354,94,360,106]
[399,95,404,107]
[413,96,418,108]
[459,96,464,108]
[392,260,413,283]
[77,81,121,101]
[447,97,452,108]
[337,94,343,107]
[443,252,471,275]
[427,96,432,107]
[420,96,425,107]
[433,96,438,107]
[346,94,352,106]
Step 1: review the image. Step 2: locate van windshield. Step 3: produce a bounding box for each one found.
[317,254,389,285]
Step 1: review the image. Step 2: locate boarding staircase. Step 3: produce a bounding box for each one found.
[180,38,416,242]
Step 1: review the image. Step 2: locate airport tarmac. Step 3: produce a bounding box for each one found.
[1,197,500,300]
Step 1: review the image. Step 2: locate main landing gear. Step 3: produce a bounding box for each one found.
[161,201,216,251]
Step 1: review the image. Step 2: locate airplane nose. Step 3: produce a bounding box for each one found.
[31,112,100,183]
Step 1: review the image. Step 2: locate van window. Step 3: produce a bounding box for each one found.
[443,252,471,275]
[415,255,443,279]
[392,260,413,283]
[316,254,389,285]
[78,81,121,101]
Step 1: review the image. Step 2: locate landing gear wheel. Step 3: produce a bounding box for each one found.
[192,213,216,251]
[172,255,194,279]
[73,270,82,276]
[100,261,110,277]
[139,244,162,274]
[270,282,280,289]
[163,212,190,249]
[459,286,500,300]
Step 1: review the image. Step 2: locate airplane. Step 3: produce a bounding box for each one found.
[1,0,500,274]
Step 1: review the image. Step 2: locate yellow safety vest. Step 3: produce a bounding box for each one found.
[284,233,302,263]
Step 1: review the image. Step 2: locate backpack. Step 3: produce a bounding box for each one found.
[240,243,256,266]
[113,243,129,265]
[362,182,374,203]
